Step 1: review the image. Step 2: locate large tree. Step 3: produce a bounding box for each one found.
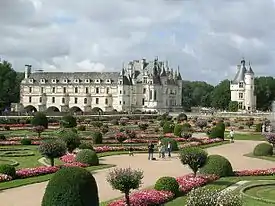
[0,61,23,111]
[210,80,231,110]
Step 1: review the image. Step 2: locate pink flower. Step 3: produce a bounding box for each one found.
[16,166,59,178]
[0,174,12,182]
[235,168,275,176]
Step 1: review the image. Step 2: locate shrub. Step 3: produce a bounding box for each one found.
[159,120,165,127]
[116,132,127,145]
[195,120,207,130]
[107,168,143,206]
[177,113,187,121]
[0,134,6,140]
[255,123,262,132]
[60,115,77,128]
[39,140,67,166]
[138,123,149,131]
[154,176,179,195]
[101,126,109,134]
[161,138,178,151]
[126,130,136,139]
[4,126,10,130]
[31,112,48,129]
[21,138,32,145]
[91,121,103,128]
[266,133,275,147]
[59,130,81,153]
[209,126,224,139]
[75,149,99,166]
[77,125,86,131]
[42,167,99,206]
[32,125,45,138]
[253,143,273,156]
[180,147,208,176]
[92,132,102,144]
[199,155,233,177]
[163,121,175,133]
[111,119,119,125]
[79,142,94,150]
[0,164,16,178]
[174,124,183,137]
[246,120,254,128]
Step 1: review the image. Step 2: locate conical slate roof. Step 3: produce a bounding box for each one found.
[232,59,247,83]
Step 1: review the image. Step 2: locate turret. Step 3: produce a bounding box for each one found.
[24,64,32,79]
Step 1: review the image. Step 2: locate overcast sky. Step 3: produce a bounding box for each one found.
[0,0,274,84]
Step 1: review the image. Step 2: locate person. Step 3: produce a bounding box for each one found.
[160,143,165,158]
[229,129,234,143]
[167,141,172,157]
[129,146,134,156]
[157,139,162,158]
[148,142,154,160]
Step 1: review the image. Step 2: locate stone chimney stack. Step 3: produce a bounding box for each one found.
[24,64,32,79]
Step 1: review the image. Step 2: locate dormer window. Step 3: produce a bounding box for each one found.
[29,79,34,83]
[95,79,100,83]
[40,79,45,84]
[63,79,68,83]
[74,79,79,83]
[106,79,111,83]
[51,79,56,84]
[239,82,244,88]
[85,79,90,83]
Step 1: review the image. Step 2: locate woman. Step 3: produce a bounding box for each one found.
[157,139,162,158]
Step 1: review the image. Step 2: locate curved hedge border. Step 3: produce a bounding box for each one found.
[0,148,34,157]
[240,182,275,204]
[0,158,19,166]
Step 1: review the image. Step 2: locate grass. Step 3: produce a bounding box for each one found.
[244,153,275,162]
[224,132,265,141]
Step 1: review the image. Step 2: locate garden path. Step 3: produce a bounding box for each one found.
[0,140,274,206]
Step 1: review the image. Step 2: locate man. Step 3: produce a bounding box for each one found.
[229,129,234,143]
[167,141,172,157]
[148,142,154,160]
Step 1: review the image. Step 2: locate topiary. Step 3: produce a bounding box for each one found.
[0,164,16,178]
[31,112,48,129]
[21,138,32,145]
[154,176,179,195]
[253,143,273,156]
[177,113,187,121]
[161,138,178,151]
[75,149,99,166]
[59,130,81,153]
[60,115,77,128]
[79,142,94,150]
[255,123,262,132]
[77,125,86,131]
[199,154,233,177]
[209,126,224,139]
[92,132,102,144]
[42,167,99,206]
[174,124,183,137]
[163,121,175,133]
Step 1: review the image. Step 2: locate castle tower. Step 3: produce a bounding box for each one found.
[244,62,255,111]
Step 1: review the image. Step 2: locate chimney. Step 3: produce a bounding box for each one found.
[24,64,32,79]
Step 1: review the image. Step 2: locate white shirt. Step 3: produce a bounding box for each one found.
[167,143,171,149]
[230,131,234,137]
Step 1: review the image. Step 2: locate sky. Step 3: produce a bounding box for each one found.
[1,0,275,85]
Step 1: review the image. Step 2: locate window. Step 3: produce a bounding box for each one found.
[105,98,108,105]
[29,79,33,83]
[120,90,122,94]
[62,98,65,104]
[143,88,146,94]
[149,90,152,99]
[239,82,244,88]
[123,101,125,105]
[106,87,110,94]
[154,90,157,101]
[29,87,32,93]
[39,97,42,103]
[85,87,89,94]
[84,98,87,104]
[238,102,243,109]
[85,79,90,83]
[63,87,66,93]
[96,87,99,94]
[106,79,110,83]
[29,96,32,103]
[52,79,56,83]
[96,98,99,104]
[119,101,122,105]
[74,79,79,83]
[239,92,243,99]
[74,98,78,104]
[63,79,67,83]
[41,87,44,93]
[52,87,55,93]
[143,77,148,83]
[142,98,145,105]
[40,79,45,84]
[119,81,122,85]
[74,87,78,93]
[52,97,55,103]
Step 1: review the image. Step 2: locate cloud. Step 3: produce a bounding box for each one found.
[1,0,275,84]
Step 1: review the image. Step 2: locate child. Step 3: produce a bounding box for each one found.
[229,129,234,143]
[129,146,134,156]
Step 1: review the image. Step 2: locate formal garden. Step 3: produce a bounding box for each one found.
[0,112,274,205]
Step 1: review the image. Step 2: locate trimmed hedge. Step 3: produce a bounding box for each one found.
[0,164,16,178]
[31,112,48,129]
[93,132,103,144]
[253,143,273,156]
[154,176,179,195]
[42,167,99,206]
[163,121,175,134]
[75,149,99,166]
[199,155,233,177]
[161,138,178,151]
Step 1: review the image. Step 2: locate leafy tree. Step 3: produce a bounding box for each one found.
[107,168,143,206]
[210,80,231,110]
[195,120,207,130]
[31,112,48,129]
[33,125,45,138]
[38,140,67,166]
[60,115,77,128]
[116,132,127,145]
[138,122,148,131]
[228,101,238,112]
[59,130,81,153]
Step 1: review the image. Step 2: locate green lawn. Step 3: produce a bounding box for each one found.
[244,153,275,162]
[224,132,265,141]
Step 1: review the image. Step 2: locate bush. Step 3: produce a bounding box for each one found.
[32,125,45,138]
[138,123,149,131]
[91,121,103,128]
[31,112,48,129]
[21,138,32,145]
[77,125,86,131]
[180,147,208,176]
[75,149,99,166]
[101,126,109,134]
[161,138,178,151]
[92,132,102,144]
[174,124,183,137]
[0,164,16,178]
[79,142,94,150]
[4,126,10,130]
[253,143,273,156]
[0,134,6,140]
[116,132,127,144]
[163,121,175,133]
[255,123,262,132]
[59,130,81,153]
[42,167,99,206]
[107,168,143,206]
[177,113,187,121]
[154,176,179,195]
[209,126,224,139]
[38,140,67,166]
[246,120,254,128]
[159,120,165,127]
[111,119,119,125]
[195,120,207,129]
[266,133,275,147]
[60,115,77,128]
[199,155,233,177]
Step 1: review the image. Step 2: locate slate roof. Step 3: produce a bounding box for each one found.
[232,59,254,84]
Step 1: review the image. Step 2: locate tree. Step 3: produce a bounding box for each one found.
[59,130,81,153]
[211,80,231,110]
[116,132,127,145]
[138,123,148,131]
[107,168,143,206]
[31,112,48,129]
[0,60,23,111]
[179,147,208,176]
[195,120,207,130]
[60,115,77,128]
[228,101,238,112]
[38,140,67,166]
[33,125,45,138]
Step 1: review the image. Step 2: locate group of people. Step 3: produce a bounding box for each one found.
[147,140,172,160]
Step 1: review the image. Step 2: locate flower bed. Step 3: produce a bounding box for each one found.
[16,166,59,178]
[234,168,275,176]
[0,140,41,145]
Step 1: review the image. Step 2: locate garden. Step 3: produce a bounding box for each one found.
[0,112,274,205]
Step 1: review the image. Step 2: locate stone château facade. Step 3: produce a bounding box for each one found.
[20,58,183,113]
[230,58,256,111]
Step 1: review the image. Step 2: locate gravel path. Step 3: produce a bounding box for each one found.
[0,140,273,206]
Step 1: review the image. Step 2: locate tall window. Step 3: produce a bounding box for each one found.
[149,90,152,99]
[239,92,243,99]
[62,98,65,104]
[106,87,110,94]
[154,90,157,101]
[74,87,78,93]
[29,87,32,93]
[119,90,122,94]
[63,87,66,93]
[41,87,44,93]
[29,96,32,103]
[74,98,78,104]
[52,87,55,93]
[142,98,145,105]
[96,87,99,94]
[39,97,42,103]
[85,87,89,94]
[238,102,243,109]
[84,98,87,104]
[143,88,146,94]
[96,98,99,104]
[105,98,108,105]
[143,77,147,83]
[52,97,55,103]
[239,82,244,88]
